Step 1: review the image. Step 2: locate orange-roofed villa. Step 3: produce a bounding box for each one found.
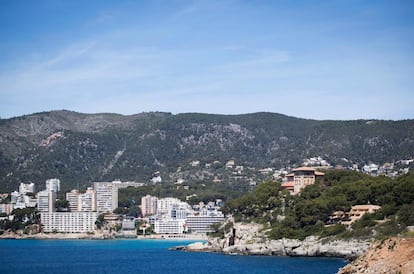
[281,167,324,195]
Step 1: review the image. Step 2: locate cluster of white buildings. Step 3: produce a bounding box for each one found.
[0,182,38,215]
[40,180,143,233]
[141,195,224,235]
[1,179,225,235]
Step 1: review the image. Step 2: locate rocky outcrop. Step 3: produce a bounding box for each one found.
[214,236,369,259]
[185,222,371,259]
[338,237,414,274]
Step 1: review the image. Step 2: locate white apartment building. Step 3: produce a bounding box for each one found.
[10,191,20,203]
[93,182,118,212]
[41,212,98,233]
[186,211,225,233]
[141,195,158,216]
[157,197,191,215]
[79,188,96,212]
[154,219,186,234]
[66,189,80,212]
[113,181,145,189]
[170,207,188,220]
[46,178,60,193]
[37,190,56,212]
[19,182,35,194]
[66,188,97,212]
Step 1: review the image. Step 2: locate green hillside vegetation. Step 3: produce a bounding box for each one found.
[222,170,414,240]
[1,111,414,192]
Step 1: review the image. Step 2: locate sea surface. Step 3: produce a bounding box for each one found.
[0,239,347,274]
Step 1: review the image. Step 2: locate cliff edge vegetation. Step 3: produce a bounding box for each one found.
[220,170,414,241]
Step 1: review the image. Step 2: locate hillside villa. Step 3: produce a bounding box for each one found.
[281,167,325,195]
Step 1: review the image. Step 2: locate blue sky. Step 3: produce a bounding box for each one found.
[0,0,413,120]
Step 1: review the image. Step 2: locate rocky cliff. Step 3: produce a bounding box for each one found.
[338,237,414,274]
[187,222,370,259]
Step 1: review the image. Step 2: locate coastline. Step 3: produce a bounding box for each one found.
[0,231,207,241]
[181,236,371,260]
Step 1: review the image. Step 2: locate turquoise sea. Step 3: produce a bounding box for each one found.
[0,239,346,274]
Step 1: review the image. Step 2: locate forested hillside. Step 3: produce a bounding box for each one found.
[223,170,414,239]
[1,110,413,191]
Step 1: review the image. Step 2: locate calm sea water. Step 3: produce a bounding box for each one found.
[0,239,346,274]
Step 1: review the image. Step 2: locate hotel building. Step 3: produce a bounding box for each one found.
[46,178,60,193]
[41,212,98,233]
[19,182,35,194]
[37,190,56,212]
[141,195,158,216]
[93,182,118,212]
[66,188,97,212]
[154,219,186,234]
[186,211,225,233]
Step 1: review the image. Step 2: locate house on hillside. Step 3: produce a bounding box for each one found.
[281,167,324,195]
[341,204,381,225]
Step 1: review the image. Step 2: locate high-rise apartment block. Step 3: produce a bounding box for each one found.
[37,190,56,212]
[79,187,96,212]
[19,183,35,194]
[66,189,80,212]
[93,182,118,212]
[141,195,158,216]
[66,188,97,212]
[46,178,60,193]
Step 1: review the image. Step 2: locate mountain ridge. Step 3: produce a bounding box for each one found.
[1,110,413,192]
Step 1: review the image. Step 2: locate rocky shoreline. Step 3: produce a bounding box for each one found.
[183,236,370,260]
[181,222,371,260]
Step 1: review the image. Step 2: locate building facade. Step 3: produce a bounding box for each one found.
[186,211,225,233]
[37,190,56,212]
[93,182,118,212]
[154,219,186,234]
[66,190,80,212]
[41,212,98,233]
[141,195,158,216]
[19,183,35,194]
[45,178,60,193]
[281,167,324,195]
[79,188,96,212]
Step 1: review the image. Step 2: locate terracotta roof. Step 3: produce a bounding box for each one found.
[292,167,325,176]
[292,166,317,171]
[286,173,294,177]
[281,182,294,187]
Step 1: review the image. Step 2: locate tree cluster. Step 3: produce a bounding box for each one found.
[223,170,414,240]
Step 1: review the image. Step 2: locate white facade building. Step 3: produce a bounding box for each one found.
[66,188,96,212]
[19,183,35,194]
[41,212,98,233]
[186,211,225,233]
[154,219,186,234]
[37,190,56,212]
[141,195,158,216]
[157,197,190,215]
[79,188,96,212]
[66,190,80,212]
[46,178,60,193]
[113,181,145,189]
[10,191,20,203]
[93,182,118,212]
